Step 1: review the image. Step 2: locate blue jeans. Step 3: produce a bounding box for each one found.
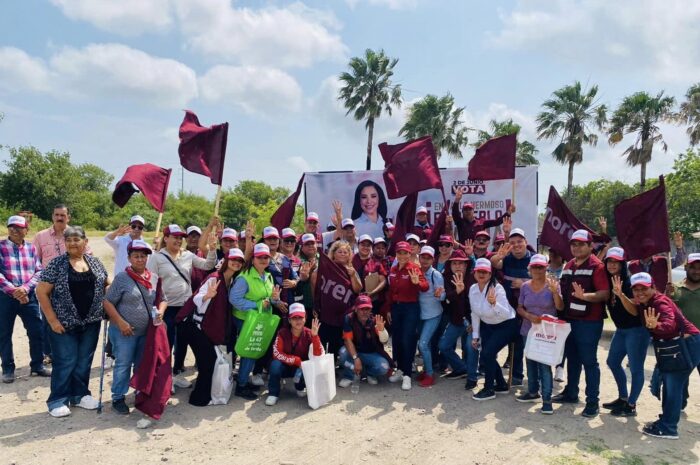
[606,325,650,405]
[563,319,603,404]
[234,317,255,387]
[108,324,147,401]
[430,312,451,371]
[523,335,553,401]
[338,346,391,380]
[391,302,420,376]
[417,316,441,375]
[657,334,700,436]
[438,322,479,380]
[0,292,44,374]
[481,318,519,390]
[268,360,305,397]
[46,321,100,410]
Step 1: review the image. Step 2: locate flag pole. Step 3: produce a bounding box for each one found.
[153,212,164,251]
[213,185,223,217]
[666,251,673,292]
[512,179,516,206]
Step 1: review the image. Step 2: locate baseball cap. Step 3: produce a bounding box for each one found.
[288,303,306,318]
[341,218,355,229]
[221,228,238,240]
[186,226,202,236]
[227,248,245,261]
[495,233,505,242]
[405,233,420,243]
[130,215,145,226]
[164,224,186,237]
[416,206,428,215]
[509,228,526,239]
[7,215,27,228]
[306,212,320,222]
[127,239,152,254]
[281,228,296,239]
[420,246,435,257]
[301,233,316,244]
[462,202,475,210]
[263,226,279,239]
[373,237,386,245]
[355,295,373,309]
[688,253,700,265]
[630,272,653,288]
[395,241,411,253]
[475,230,491,240]
[358,234,373,244]
[449,249,469,262]
[570,229,591,243]
[253,243,271,258]
[438,235,453,244]
[529,254,548,267]
[605,247,625,262]
[474,257,492,272]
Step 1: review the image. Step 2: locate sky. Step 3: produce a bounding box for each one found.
[1,0,698,210]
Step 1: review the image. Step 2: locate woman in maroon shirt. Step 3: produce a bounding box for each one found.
[613,272,700,439]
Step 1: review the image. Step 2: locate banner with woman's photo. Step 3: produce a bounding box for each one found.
[304,166,538,242]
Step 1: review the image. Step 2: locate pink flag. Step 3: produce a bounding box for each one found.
[178,110,228,185]
[468,133,516,181]
[379,136,443,199]
[112,163,171,213]
[614,176,670,260]
[314,253,355,327]
[270,174,305,231]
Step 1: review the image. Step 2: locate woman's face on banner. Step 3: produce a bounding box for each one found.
[360,185,379,216]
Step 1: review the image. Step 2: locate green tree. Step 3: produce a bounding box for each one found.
[536,81,607,197]
[338,48,402,170]
[666,148,700,237]
[398,93,469,159]
[679,83,700,147]
[565,180,638,237]
[608,91,675,191]
[472,119,539,165]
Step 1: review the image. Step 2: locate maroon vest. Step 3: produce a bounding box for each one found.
[278,326,314,360]
[175,271,232,345]
[560,256,604,320]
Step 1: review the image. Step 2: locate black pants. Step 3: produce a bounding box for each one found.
[178,320,217,407]
[319,324,343,360]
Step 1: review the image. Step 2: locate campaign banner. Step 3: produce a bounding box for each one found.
[304,166,538,243]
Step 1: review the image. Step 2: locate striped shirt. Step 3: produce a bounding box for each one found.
[0,239,42,295]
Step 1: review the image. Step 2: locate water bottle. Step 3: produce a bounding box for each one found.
[351,375,360,394]
[151,306,162,326]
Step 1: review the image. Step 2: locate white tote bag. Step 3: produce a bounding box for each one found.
[301,346,336,410]
[524,315,571,367]
[210,345,234,405]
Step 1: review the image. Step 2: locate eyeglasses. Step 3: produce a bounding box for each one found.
[131,224,144,230]
[283,238,297,244]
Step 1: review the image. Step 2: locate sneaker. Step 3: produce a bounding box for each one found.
[552,392,579,404]
[401,375,412,391]
[541,402,554,415]
[2,372,15,384]
[49,405,71,418]
[444,370,467,380]
[472,388,496,401]
[43,355,52,365]
[418,374,435,387]
[173,375,192,389]
[366,376,378,385]
[494,384,510,394]
[75,395,99,410]
[339,378,353,388]
[265,395,278,406]
[602,398,628,410]
[234,385,258,400]
[388,369,403,383]
[554,366,565,382]
[510,378,523,387]
[296,389,307,398]
[464,379,478,390]
[610,402,637,417]
[581,402,599,418]
[31,367,51,377]
[642,423,678,440]
[250,374,265,386]
[516,392,541,403]
[112,399,130,415]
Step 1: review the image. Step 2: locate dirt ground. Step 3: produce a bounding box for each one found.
[0,236,698,465]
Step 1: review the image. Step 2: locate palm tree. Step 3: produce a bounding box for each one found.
[679,83,700,146]
[338,49,402,170]
[472,119,539,165]
[608,91,675,191]
[398,93,469,158]
[536,81,607,197]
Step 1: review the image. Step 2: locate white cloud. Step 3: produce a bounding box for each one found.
[345,0,419,10]
[287,155,313,173]
[0,44,198,108]
[198,65,302,116]
[172,0,348,68]
[488,0,700,83]
[49,0,173,35]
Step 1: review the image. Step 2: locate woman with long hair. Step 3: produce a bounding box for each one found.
[351,180,388,240]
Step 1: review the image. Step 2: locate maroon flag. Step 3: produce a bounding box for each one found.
[468,133,516,181]
[388,192,418,256]
[112,163,171,213]
[314,253,355,328]
[614,176,670,260]
[178,110,228,185]
[129,322,172,420]
[270,174,305,231]
[540,186,610,261]
[427,204,449,248]
[379,136,443,199]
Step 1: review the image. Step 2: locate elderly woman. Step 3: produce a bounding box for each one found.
[102,239,167,415]
[36,226,109,418]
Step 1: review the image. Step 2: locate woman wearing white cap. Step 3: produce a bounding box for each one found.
[514,254,563,414]
[416,246,445,387]
[613,272,700,439]
[296,233,319,324]
[266,304,323,406]
[469,257,518,401]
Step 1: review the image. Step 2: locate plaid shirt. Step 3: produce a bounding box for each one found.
[0,239,43,295]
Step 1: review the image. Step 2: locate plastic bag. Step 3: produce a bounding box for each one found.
[524,314,571,367]
[210,345,233,405]
[301,345,336,410]
[234,308,281,360]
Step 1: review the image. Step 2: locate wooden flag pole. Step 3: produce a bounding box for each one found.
[512,179,517,207]
[666,251,673,292]
[213,185,223,217]
[153,212,164,251]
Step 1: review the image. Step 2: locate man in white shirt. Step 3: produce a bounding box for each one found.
[104,215,150,275]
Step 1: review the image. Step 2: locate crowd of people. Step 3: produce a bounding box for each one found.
[1,196,699,440]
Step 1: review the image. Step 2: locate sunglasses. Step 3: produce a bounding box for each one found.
[283,238,297,244]
[438,243,452,247]
[131,224,144,230]
[306,220,318,225]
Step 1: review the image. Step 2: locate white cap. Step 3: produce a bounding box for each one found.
[239,230,246,239]
[127,239,152,254]
[688,253,700,265]
[221,228,238,240]
[263,226,279,239]
[341,218,355,228]
[405,233,420,243]
[7,215,27,228]
[281,228,296,239]
[509,228,526,239]
[373,237,386,245]
[529,254,548,267]
[227,248,245,261]
[253,243,271,257]
[630,272,653,288]
[130,215,145,225]
[358,234,373,244]
[419,245,435,257]
[416,206,428,215]
[288,303,306,318]
[605,247,625,261]
[186,226,202,236]
[301,233,316,244]
[570,229,591,243]
[474,257,492,272]
[306,212,320,222]
[164,224,186,237]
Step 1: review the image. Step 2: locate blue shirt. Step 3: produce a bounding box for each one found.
[502,251,533,304]
[418,267,446,320]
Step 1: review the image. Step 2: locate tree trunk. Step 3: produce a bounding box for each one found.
[366,117,375,171]
[640,161,647,192]
[566,160,575,199]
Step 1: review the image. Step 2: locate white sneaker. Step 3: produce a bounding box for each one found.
[265,395,279,406]
[173,375,192,389]
[401,375,412,391]
[250,374,265,386]
[388,369,403,383]
[554,367,565,382]
[296,389,307,398]
[76,395,99,410]
[49,405,71,418]
[367,376,378,385]
[136,418,154,429]
[338,378,353,388]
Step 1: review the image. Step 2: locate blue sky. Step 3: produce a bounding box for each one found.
[1,0,698,208]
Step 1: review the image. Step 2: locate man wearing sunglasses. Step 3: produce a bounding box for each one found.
[104,215,150,276]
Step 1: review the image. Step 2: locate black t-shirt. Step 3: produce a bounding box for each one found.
[68,266,95,320]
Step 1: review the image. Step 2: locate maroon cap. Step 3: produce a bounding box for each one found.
[462,202,474,210]
[448,249,469,261]
[475,230,491,240]
[395,241,411,253]
[355,294,373,309]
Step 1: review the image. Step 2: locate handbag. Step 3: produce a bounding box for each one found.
[210,345,233,405]
[524,315,571,367]
[652,307,694,373]
[301,345,336,410]
[234,304,281,360]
